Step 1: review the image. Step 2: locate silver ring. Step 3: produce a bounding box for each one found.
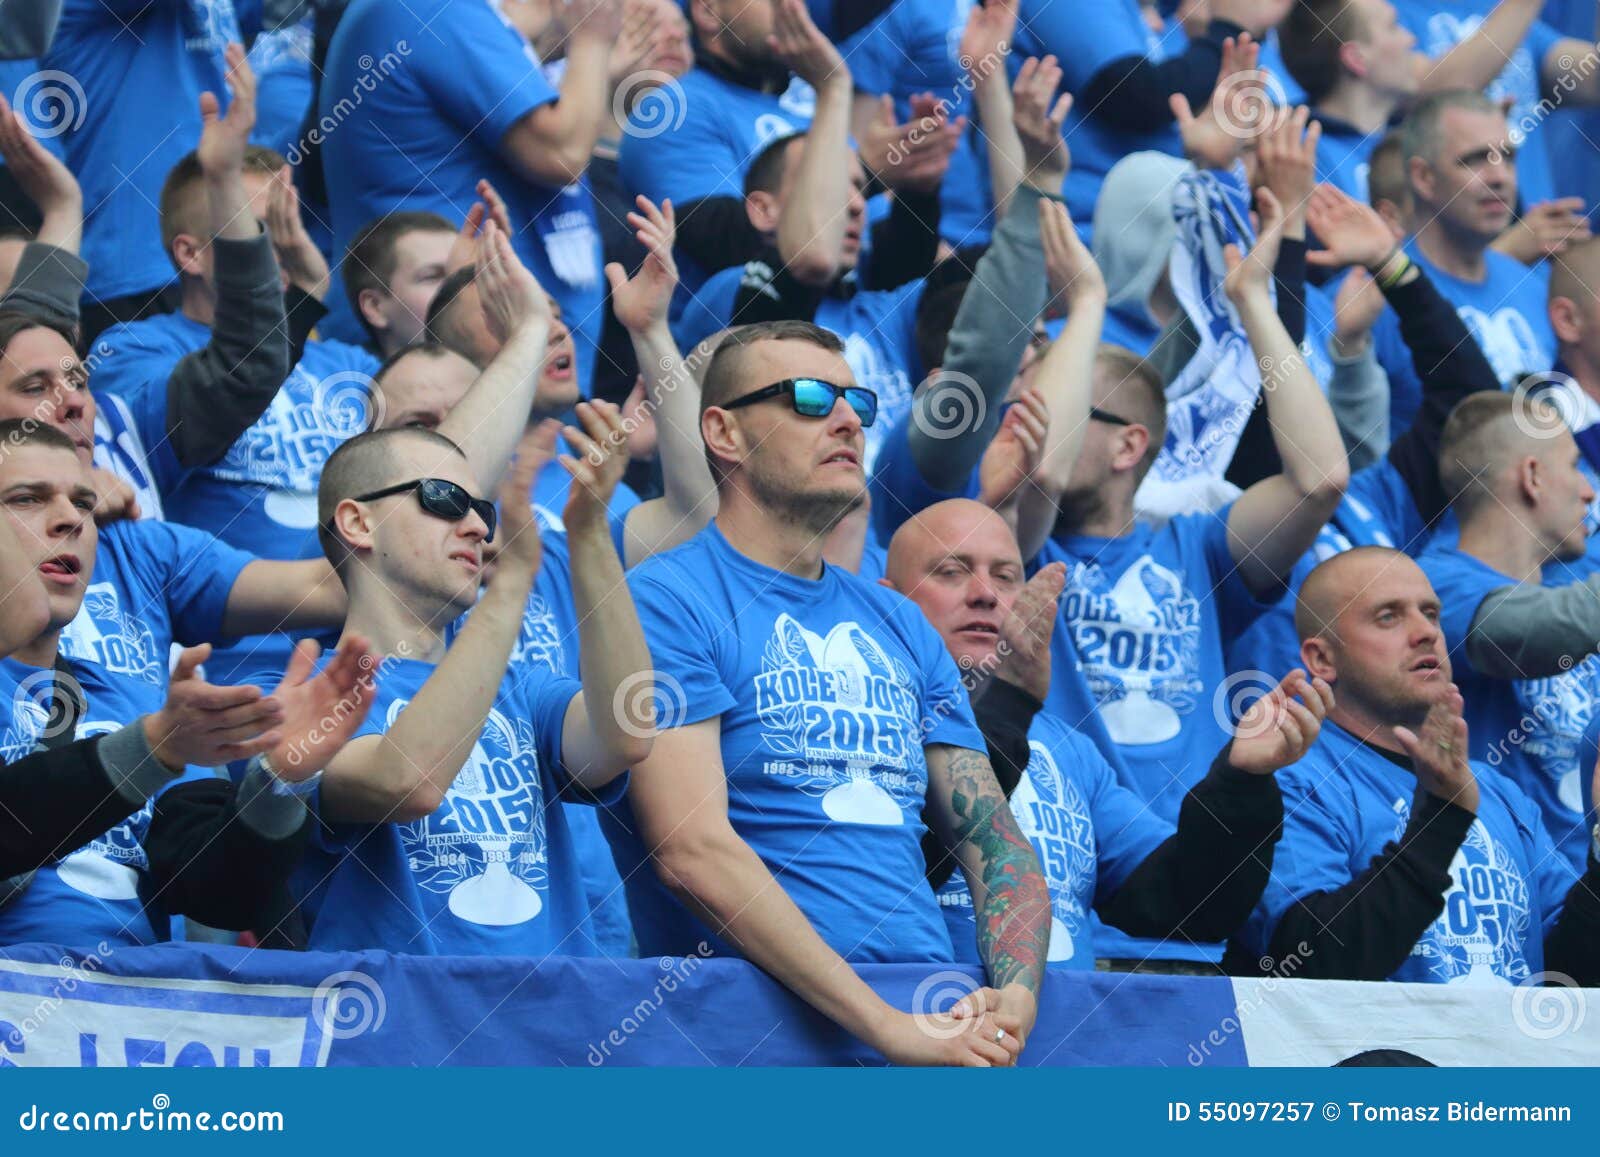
[993,1027,1006,1044]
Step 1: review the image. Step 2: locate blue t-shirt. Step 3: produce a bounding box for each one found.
[867,411,978,543]
[618,65,815,299]
[45,0,260,302]
[1239,719,1576,984]
[58,520,252,691]
[1395,1,1568,205]
[1312,117,1379,204]
[605,523,986,963]
[0,61,67,163]
[0,655,209,949]
[247,18,313,160]
[321,0,605,388]
[675,267,924,474]
[1419,544,1598,872]
[1228,458,1430,682]
[296,654,602,955]
[1037,505,1275,824]
[936,712,1171,967]
[92,391,174,521]
[532,457,640,553]
[840,0,994,248]
[1013,0,1185,237]
[92,312,378,684]
[446,530,634,956]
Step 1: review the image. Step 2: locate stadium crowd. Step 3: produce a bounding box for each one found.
[3,0,1600,1064]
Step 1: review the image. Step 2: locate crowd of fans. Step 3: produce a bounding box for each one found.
[2,0,1600,1065]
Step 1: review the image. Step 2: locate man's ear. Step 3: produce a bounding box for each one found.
[701,407,744,475]
[877,576,896,591]
[1407,155,1435,205]
[1338,39,1368,81]
[170,232,206,278]
[357,286,392,335]
[745,191,780,234]
[1300,636,1338,684]
[1111,423,1152,474]
[1551,295,1584,346]
[332,498,377,558]
[1519,453,1544,505]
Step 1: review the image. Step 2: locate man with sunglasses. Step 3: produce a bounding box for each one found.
[1016,189,1350,970]
[291,406,655,954]
[603,319,1046,1065]
[0,421,378,949]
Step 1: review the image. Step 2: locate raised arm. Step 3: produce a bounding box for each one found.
[499,0,617,187]
[161,45,294,470]
[924,742,1049,1044]
[0,93,81,257]
[551,401,654,786]
[1014,201,1108,561]
[436,220,553,491]
[1224,189,1350,597]
[1415,0,1545,94]
[220,557,348,637]
[608,197,718,567]
[631,717,1019,1065]
[770,0,855,286]
[318,454,544,824]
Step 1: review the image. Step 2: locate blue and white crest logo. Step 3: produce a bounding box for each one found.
[1456,306,1549,387]
[512,596,568,675]
[60,584,164,687]
[1013,740,1096,962]
[753,615,924,825]
[1062,557,1204,745]
[1417,820,1532,986]
[391,699,549,927]
[1511,664,1599,815]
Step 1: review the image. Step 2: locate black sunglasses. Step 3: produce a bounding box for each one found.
[1088,406,1133,427]
[722,378,878,428]
[354,478,498,541]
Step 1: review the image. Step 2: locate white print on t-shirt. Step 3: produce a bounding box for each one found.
[1062,556,1203,745]
[753,615,923,825]
[843,333,912,475]
[183,0,241,55]
[60,584,165,687]
[543,199,601,291]
[1012,740,1097,962]
[389,698,549,927]
[1455,305,1548,387]
[1413,819,1532,985]
[1,705,145,900]
[1423,14,1540,140]
[1506,665,1598,817]
[511,595,568,676]
[208,366,371,525]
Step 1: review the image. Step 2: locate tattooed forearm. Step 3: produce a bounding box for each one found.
[943,746,1049,994]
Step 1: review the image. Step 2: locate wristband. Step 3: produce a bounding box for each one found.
[1374,248,1412,290]
[255,753,322,799]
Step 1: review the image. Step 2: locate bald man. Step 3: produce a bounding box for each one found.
[1417,392,1600,871]
[1233,546,1600,984]
[885,499,1313,969]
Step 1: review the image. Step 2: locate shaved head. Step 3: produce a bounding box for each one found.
[1295,545,1413,642]
[1438,390,1568,523]
[1552,235,1600,312]
[885,499,1020,589]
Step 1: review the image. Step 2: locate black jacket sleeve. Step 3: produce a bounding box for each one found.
[1544,855,1600,987]
[0,739,143,878]
[1261,790,1475,981]
[285,286,329,369]
[922,677,1042,890]
[862,188,942,292]
[672,196,774,278]
[143,774,312,933]
[728,251,829,327]
[1224,238,1307,488]
[1078,20,1245,136]
[1382,268,1502,528]
[1097,743,1282,944]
